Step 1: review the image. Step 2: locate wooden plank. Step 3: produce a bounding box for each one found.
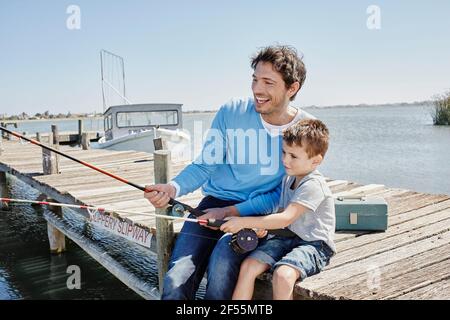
[38,163,188,190]
[314,243,450,300]
[394,278,450,300]
[327,180,348,189]
[295,230,450,299]
[390,194,450,215]
[376,259,450,300]
[388,199,450,226]
[35,162,186,186]
[333,184,386,197]
[330,182,361,193]
[335,206,450,253]
[330,216,450,268]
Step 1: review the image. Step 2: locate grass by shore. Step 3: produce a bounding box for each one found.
[431,91,450,125]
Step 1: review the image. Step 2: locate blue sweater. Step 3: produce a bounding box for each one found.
[172,98,311,216]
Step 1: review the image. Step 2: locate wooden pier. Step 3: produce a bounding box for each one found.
[1,120,101,145]
[1,137,450,300]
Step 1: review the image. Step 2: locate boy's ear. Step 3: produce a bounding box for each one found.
[312,154,323,167]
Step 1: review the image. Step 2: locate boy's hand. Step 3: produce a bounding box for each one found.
[197,208,228,230]
[220,217,246,234]
[144,184,176,208]
[255,229,268,238]
[198,206,237,230]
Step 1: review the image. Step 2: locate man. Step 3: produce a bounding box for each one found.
[145,45,314,300]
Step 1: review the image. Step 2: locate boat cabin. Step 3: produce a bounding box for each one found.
[103,103,183,141]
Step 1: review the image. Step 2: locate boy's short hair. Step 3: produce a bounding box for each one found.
[283,119,329,158]
[251,45,306,101]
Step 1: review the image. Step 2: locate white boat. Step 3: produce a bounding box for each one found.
[92,50,191,162]
[92,103,191,162]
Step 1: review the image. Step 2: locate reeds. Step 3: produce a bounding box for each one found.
[431,91,450,125]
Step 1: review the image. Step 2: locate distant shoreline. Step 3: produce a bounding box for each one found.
[1,101,430,122]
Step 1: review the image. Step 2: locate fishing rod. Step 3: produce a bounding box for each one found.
[0,197,221,227]
[0,196,262,253]
[0,126,203,216]
[1,195,297,254]
[0,127,297,254]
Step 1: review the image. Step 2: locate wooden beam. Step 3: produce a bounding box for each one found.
[43,211,160,300]
[46,200,66,254]
[154,150,174,295]
[42,135,59,175]
[51,125,60,174]
[78,119,83,146]
[81,132,90,150]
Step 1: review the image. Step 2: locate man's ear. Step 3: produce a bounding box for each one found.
[288,81,300,98]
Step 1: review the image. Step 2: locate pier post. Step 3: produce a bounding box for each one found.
[42,133,59,175]
[78,119,83,146]
[46,201,66,254]
[51,125,60,174]
[81,132,90,150]
[0,122,5,139]
[0,171,6,184]
[0,171,7,209]
[41,129,65,253]
[51,125,59,145]
[36,132,41,142]
[154,150,174,295]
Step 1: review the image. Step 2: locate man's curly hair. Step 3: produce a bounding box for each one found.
[251,45,307,101]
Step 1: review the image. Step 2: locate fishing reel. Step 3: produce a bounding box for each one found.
[168,203,185,217]
[166,200,260,254]
[198,218,260,254]
[229,229,259,254]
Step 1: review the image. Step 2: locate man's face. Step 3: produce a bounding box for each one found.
[281,141,322,177]
[252,61,294,115]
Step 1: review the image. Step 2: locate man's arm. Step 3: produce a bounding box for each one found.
[145,107,227,207]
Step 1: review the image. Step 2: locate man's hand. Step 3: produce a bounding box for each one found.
[144,184,176,208]
[220,216,247,234]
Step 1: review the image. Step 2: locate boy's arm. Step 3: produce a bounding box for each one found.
[199,183,282,221]
[234,183,283,216]
[220,202,307,234]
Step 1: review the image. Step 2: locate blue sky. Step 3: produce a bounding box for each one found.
[1,0,449,114]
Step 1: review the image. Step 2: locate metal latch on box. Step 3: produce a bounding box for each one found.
[350,212,358,225]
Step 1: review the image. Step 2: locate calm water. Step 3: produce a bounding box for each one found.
[1,104,449,300]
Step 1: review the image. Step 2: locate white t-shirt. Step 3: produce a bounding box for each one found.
[260,107,316,137]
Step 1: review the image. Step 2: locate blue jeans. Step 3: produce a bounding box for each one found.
[248,236,335,280]
[161,196,249,300]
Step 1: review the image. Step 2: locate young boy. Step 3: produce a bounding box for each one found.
[220,118,336,300]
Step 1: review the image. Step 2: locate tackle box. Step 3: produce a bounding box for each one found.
[335,196,388,231]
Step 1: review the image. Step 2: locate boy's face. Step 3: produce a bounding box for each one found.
[252,61,298,115]
[282,141,323,177]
